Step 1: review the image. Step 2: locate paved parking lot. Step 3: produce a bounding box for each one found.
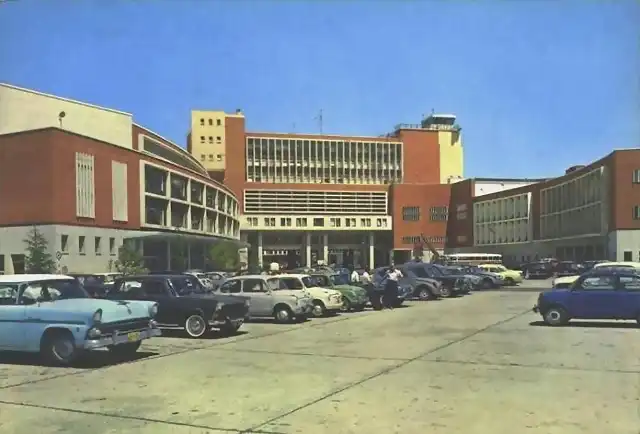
[0,282,638,434]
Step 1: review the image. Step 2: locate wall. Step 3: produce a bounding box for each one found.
[474,180,539,197]
[390,183,451,250]
[446,179,475,249]
[438,130,464,183]
[395,129,440,184]
[190,110,228,172]
[611,150,640,230]
[0,84,133,150]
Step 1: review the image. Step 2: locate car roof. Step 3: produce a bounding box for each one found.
[0,274,74,284]
[227,274,267,280]
[279,273,308,278]
[118,274,191,280]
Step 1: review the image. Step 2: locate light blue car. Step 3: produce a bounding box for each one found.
[0,274,161,366]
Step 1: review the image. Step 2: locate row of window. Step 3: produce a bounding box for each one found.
[474,194,529,224]
[539,203,602,240]
[145,197,239,237]
[540,168,603,216]
[244,190,387,215]
[75,153,128,223]
[60,235,118,256]
[198,136,222,144]
[199,118,222,127]
[246,216,389,229]
[475,220,530,245]
[401,206,449,222]
[199,153,224,163]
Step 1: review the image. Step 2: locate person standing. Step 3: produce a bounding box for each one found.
[360,268,371,285]
[383,265,403,309]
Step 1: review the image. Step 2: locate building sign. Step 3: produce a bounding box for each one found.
[402,235,447,245]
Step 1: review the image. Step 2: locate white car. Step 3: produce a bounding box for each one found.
[276,273,343,317]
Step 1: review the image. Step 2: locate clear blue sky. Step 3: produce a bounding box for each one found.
[1,1,638,178]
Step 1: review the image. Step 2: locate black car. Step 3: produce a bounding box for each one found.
[554,261,582,277]
[107,274,249,337]
[521,262,554,279]
[67,273,122,298]
[402,262,469,297]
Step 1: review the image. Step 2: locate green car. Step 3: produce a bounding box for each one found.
[310,273,368,312]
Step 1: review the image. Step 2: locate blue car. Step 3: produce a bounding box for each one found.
[0,274,161,365]
[533,268,640,326]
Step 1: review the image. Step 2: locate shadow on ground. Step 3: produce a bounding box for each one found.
[529,320,639,329]
[0,350,158,369]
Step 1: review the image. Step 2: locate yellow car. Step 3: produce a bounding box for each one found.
[478,264,523,286]
[552,261,640,289]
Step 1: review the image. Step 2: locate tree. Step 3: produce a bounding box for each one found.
[114,243,148,275]
[207,240,239,271]
[24,226,57,273]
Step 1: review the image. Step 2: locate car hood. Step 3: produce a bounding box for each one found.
[39,298,153,323]
[305,286,341,298]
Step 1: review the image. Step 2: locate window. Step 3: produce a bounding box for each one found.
[280,217,292,227]
[402,206,420,221]
[264,217,276,227]
[141,280,167,296]
[200,119,205,126]
[216,119,221,126]
[200,154,206,161]
[219,280,241,293]
[216,136,221,143]
[109,237,116,255]
[200,136,205,143]
[633,169,640,184]
[78,236,86,255]
[208,136,213,144]
[345,218,356,227]
[112,161,128,222]
[330,218,341,228]
[75,152,95,218]
[243,279,266,293]
[208,119,213,126]
[633,206,640,220]
[430,206,448,222]
[313,218,324,227]
[94,237,102,255]
[579,276,615,290]
[623,251,633,261]
[620,275,640,291]
[295,217,307,227]
[0,284,17,305]
[360,218,371,227]
[61,235,69,253]
[209,154,214,161]
[216,154,223,162]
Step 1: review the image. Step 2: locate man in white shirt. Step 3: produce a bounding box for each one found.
[383,265,403,308]
[360,268,371,285]
[350,268,360,284]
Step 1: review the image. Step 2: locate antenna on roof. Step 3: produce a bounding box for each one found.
[314,109,323,135]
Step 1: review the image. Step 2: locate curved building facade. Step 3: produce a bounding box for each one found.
[0,83,240,274]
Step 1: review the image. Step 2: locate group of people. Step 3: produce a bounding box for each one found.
[349,265,403,309]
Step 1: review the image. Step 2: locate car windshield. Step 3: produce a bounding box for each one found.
[467,266,483,273]
[20,279,89,303]
[433,265,449,275]
[445,268,462,275]
[330,274,348,285]
[170,277,206,294]
[301,276,314,287]
[267,277,305,291]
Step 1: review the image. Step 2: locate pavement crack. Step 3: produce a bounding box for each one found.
[242,308,532,433]
[418,357,640,374]
[211,347,410,362]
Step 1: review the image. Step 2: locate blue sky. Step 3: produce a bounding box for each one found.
[1,1,638,178]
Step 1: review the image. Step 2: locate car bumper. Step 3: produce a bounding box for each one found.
[209,317,244,329]
[325,300,343,311]
[84,327,161,350]
[293,304,314,315]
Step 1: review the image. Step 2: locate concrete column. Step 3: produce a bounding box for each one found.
[4,254,14,275]
[166,240,172,271]
[305,232,312,268]
[257,232,263,268]
[368,232,375,270]
[389,249,394,265]
[322,233,329,264]
[187,241,192,270]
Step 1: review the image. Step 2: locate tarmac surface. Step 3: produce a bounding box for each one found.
[0,279,638,434]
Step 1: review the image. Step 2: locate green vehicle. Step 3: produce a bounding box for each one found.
[310,272,368,312]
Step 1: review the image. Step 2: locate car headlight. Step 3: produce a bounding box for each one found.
[87,327,101,338]
[148,303,158,318]
[92,309,102,324]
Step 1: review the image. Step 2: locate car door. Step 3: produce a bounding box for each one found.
[139,280,175,326]
[0,283,24,349]
[242,278,272,316]
[567,275,618,319]
[615,275,640,319]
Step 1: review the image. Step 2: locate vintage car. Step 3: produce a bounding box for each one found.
[451,265,504,289]
[0,274,161,365]
[107,274,249,337]
[217,275,314,322]
[552,262,640,289]
[478,264,524,286]
[278,273,343,317]
[394,265,442,300]
[533,268,640,326]
[371,267,418,306]
[67,272,122,298]
[398,263,469,297]
[309,272,369,311]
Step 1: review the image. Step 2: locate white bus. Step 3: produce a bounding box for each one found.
[443,253,502,265]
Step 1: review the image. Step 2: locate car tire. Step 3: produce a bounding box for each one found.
[41,330,80,366]
[482,278,493,290]
[354,304,366,312]
[184,314,208,338]
[440,286,453,298]
[416,286,432,301]
[312,300,327,317]
[274,305,293,323]
[342,298,352,312]
[543,306,569,326]
[371,294,384,310]
[108,341,142,358]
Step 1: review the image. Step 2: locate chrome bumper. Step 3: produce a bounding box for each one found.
[209,317,244,329]
[84,327,161,350]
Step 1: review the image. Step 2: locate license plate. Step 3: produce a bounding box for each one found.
[127,332,141,342]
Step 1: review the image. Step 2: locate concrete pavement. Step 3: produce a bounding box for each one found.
[0,286,638,434]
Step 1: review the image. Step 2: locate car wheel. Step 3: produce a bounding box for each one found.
[482,278,493,290]
[274,305,293,323]
[543,306,569,326]
[312,300,326,317]
[504,277,515,286]
[184,314,208,338]
[354,304,366,312]
[41,330,80,366]
[341,298,352,312]
[440,286,453,298]
[416,286,431,301]
[371,294,384,310]
[108,341,141,358]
